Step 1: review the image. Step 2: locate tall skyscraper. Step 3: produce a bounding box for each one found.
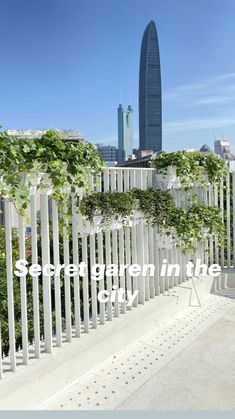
[118,104,133,162]
[139,20,162,152]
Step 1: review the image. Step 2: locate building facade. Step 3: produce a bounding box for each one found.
[117,104,133,163]
[133,148,153,159]
[139,20,162,152]
[214,139,234,160]
[95,144,117,166]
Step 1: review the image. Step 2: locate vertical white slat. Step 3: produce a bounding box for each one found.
[40,193,52,353]
[82,235,89,333]
[226,173,231,267]
[203,186,209,267]
[90,234,98,328]
[5,199,16,371]
[51,200,62,346]
[123,170,129,192]
[88,172,94,191]
[30,194,40,358]
[164,248,169,291]
[105,230,113,321]
[169,243,175,287]
[96,172,102,192]
[110,169,117,192]
[148,225,155,298]
[214,185,219,265]
[154,228,160,295]
[131,224,138,306]
[181,252,187,283]
[97,232,105,324]
[159,248,165,292]
[63,225,72,342]
[173,243,178,286]
[147,169,153,188]
[119,228,126,313]
[72,195,81,337]
[103,170,110,192]
[136,222,145,303]
[111,230,119,316]
[176,248,182,285]
[220,178,225,268]
[117,169,123,191]
[173,188,180,286]
[110,169,119,316]
[117,170,126,313]
[208,185,214,265]
[141,170,147,190]
[144,224,150,300]
[18,214,29,364]
[136,169,143,190]
[124,227,132,309]
[232,173,235,267]
[136,171,145,303]
[123,170,130,309]
[130,169,136,189]
[103,170,112,320]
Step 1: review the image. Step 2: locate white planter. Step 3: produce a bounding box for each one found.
[112,219,123,230]
[154,166,181,190]
[93,215,103,226]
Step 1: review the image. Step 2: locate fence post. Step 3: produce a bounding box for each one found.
[40,193,52,353]
[30,194,41,357]
[18,214,29,364]
[226,173,231,268]
[4,199,16,371]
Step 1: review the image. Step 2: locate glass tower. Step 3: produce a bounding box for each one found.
[139,21,162,152]
[118,104,133,162]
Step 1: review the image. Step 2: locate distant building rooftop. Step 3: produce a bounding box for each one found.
[200,144,213,153]
[116,154,154,168]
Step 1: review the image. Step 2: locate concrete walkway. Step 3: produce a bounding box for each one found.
[46,291,235,410]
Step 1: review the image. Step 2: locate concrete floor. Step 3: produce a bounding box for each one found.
[118,297,235,410]
[47,291,235,410]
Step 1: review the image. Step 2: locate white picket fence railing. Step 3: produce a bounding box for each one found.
[0,167,234,379]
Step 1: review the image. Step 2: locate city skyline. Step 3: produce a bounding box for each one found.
[139,21,162,152]
[1,0,235,151]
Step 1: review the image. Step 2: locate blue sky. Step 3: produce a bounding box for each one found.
[1,0,235,151]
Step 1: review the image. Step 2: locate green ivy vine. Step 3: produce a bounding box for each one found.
[153,150,228,188]
[79,188,225,252]
[0,129,105,221]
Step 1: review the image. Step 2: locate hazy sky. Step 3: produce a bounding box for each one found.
[1,0,235,151]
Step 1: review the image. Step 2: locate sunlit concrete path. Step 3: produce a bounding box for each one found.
[45,291,235,410]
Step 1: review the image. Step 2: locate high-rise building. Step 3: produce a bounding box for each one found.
[139,20,162,152]
[214,139,234,160]
[118,104,133,162]
[95,143,117,165]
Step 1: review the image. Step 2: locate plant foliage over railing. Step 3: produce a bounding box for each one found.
[79,188,225,252]
[0,130,105,215]
[153,150,228,188]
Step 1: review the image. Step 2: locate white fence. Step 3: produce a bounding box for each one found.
[0,167,233,379]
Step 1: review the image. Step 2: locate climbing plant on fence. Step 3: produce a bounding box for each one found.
[0,129,105,218]
[0,130,104,355]
[79,188,225,252]
[153,150,228,188]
